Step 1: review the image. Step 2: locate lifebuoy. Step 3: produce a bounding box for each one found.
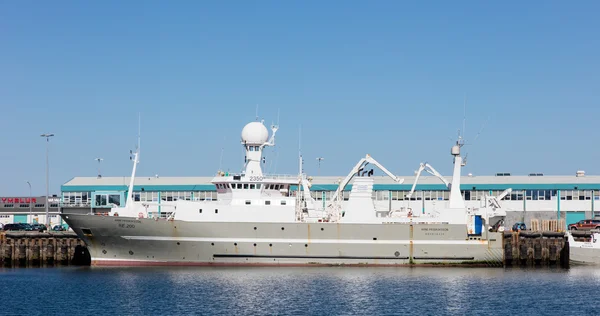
[138,212,144,218]
[114,212,119,217]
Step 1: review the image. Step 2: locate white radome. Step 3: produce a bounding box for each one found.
[241,121,269,144]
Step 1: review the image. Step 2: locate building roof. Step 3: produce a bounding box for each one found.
[61,174,600,192]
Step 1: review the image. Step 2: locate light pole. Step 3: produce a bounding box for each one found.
[316,157,324,176]
[26,181,32,223]
[95,158,103,178]
[41,133,54,226]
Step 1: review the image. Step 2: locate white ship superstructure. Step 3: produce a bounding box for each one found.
[62,119,511,266]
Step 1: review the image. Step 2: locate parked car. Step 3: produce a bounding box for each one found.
[512,222,527,231]
[3,223,32,231]
[31,224,47,232]
[52,225,66,231]
[568,219,600,231]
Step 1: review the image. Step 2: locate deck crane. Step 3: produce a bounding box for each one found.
[405,162,450,200]
[326,154,404,220]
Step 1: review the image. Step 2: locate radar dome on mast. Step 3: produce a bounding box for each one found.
[241,121,269,144]
[451,144,461,156]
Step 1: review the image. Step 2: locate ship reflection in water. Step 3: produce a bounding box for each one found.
[0,267,598,315]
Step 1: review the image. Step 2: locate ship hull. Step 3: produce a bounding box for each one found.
[569,246,600,265]
[61,213,505,267]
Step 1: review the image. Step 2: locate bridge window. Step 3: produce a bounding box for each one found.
[265,201,271,205]
[237,183,242,189]
[244,184,249,189]
[250,184,255,189]
[245,200,251,205]
[281,200,286,205]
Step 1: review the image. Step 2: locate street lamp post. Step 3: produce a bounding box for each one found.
[41,133,54,226]
[95,158,104,178]
[26,181,32,223]
[316,157,324,176]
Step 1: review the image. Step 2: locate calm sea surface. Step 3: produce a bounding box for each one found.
[1,266,600,315]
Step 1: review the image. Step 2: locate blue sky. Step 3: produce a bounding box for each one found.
[1,1,599,195]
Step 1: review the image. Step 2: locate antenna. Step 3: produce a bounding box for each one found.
[298,124,303,174]
[218,136,226,172]
[255,104,259,121]
[137,112,141,152]
[462,94,466,141]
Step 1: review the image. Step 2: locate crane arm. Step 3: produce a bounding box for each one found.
[406,162,450,199]
[329,154,404,204]
[423,163,450,188]
[329,157,368,204]
[496,188,512,201]
[365,155,404,184]
[300,176,317,209]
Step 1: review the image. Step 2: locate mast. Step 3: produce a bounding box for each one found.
[448,138,465,209]
[125,114,141,209]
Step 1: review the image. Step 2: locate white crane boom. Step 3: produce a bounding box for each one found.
[496,188,512,201]
[406,163,450,199]
[330,154,404,204]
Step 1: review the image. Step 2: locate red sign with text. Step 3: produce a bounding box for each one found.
[1,197,37,203]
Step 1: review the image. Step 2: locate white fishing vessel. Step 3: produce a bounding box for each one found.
[567,231,600,264]
[61,119,512,266]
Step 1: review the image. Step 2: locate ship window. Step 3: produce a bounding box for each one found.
[245,200,251,205]
[250,184,255,189]
[257,184,262,189]
[244,184,249,189]
[265,201,271,205]
[237,183,242,189]
[109,194,121,206]
[249,146,254,151]
[275,185,280,190]
[281,200,286,205]
[215,209,218,214]
[199,209,202,213]
[269,184,273,189]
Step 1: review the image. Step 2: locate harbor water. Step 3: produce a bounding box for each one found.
[1,266,599,315]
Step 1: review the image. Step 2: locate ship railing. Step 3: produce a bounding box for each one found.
[261,174,299,180]
[60,202,91,208]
